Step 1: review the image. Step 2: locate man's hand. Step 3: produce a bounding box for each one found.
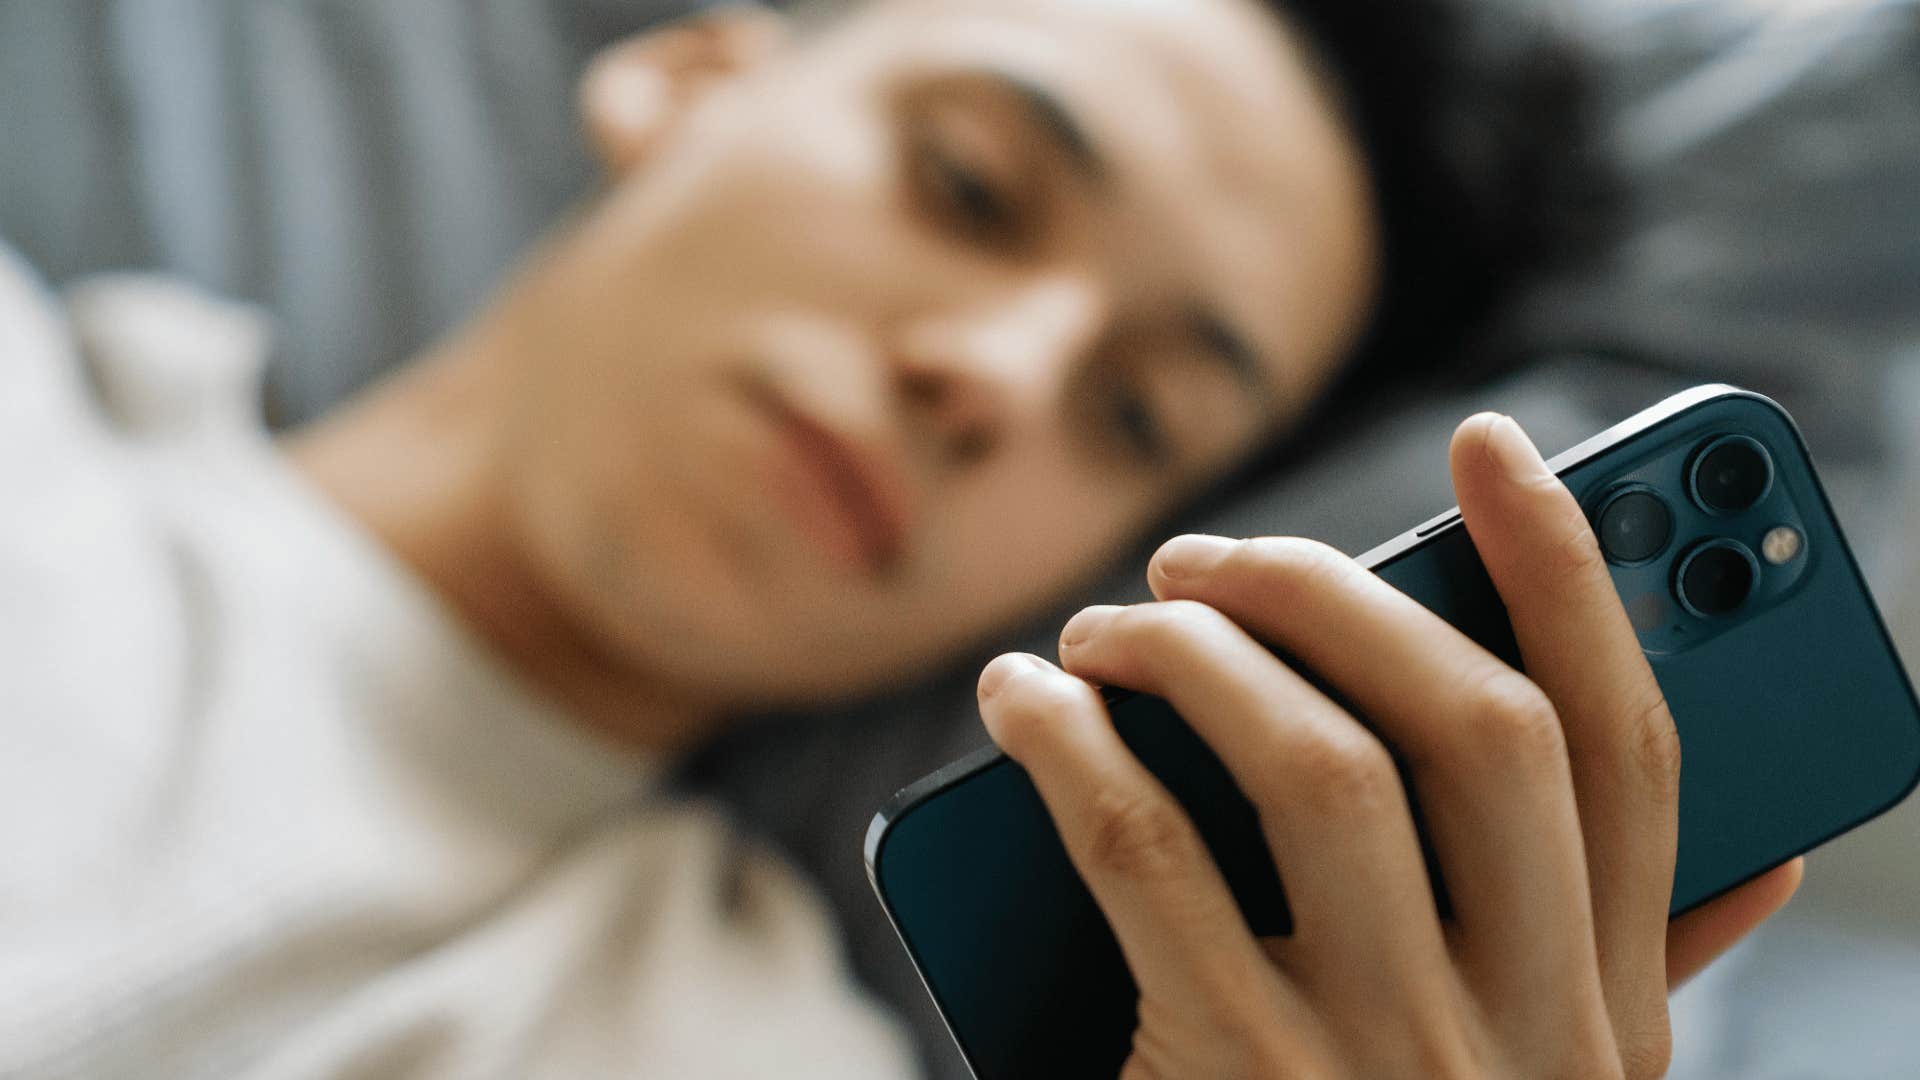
[976,414,1800,1079]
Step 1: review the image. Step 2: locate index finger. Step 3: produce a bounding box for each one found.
[975,653,1302,1028]
[1449,413,1681,1044]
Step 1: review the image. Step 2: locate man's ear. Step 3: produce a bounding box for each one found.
[579,6,789,176]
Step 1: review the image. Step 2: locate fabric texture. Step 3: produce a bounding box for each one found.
[0,247,914,1080]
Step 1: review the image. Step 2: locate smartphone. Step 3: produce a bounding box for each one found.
[865,385,1920,1080]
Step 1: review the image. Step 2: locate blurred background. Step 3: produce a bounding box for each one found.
[3,0,1917,1076]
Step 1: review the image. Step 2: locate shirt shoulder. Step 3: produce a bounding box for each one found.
[0,245,273,487]
[0,242,96,454]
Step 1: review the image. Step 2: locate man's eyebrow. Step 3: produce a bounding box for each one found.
[975,73,1275,411]
[1191,307,1279,407]
[991,72,1108,184]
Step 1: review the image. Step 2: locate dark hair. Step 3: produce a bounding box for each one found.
[1216,0,1617,488]
[795,0,1614,516]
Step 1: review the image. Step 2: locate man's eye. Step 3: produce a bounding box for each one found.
[1110,385,1170,464]
[913,138,1017,245]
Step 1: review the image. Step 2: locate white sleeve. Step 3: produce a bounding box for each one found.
[0,242,103,464]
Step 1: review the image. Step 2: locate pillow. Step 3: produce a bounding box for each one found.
[0,0,711,424]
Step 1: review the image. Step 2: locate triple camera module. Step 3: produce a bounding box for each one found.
[1592,434,1787,622]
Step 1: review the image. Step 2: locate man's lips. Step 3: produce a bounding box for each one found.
[747,382,912,576]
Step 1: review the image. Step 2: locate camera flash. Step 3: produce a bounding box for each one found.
[1761,525,1803,565]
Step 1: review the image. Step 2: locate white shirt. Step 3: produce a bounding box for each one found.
[0,246,915,1080]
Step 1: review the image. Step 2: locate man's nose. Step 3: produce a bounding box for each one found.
[892,272,1109,464]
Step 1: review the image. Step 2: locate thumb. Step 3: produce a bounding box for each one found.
[1666,858,1804,988]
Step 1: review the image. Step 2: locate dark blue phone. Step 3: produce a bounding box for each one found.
[865,385,1920,1080]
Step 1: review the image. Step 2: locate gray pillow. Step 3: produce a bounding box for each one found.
[0,0,713,423]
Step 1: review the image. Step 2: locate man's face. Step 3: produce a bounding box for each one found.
[493,0,1378,710]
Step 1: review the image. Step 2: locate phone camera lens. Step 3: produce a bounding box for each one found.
[1595,487,1674,565]
[1690,435,1773,514]
[1674,539,1759,618]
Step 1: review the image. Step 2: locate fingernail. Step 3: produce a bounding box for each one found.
[1487,414,1549,483]
[1153,534,1236,580]
[1059,604,1122,649]
[978,652,1046,699]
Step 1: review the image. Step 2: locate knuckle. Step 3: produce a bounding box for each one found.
[1398,1017,1481,1080]
[1282,726,1401,821]
[1128,999,1234,1079]
[1247,1043,1325,1080]
[1460,668,1567,766]
[1083,785,1198,882]
[1247,534,1358,578]
[1584,999,1671,1080]
[1624,688,1683,795]
[1236,1019,1306,1080]
[1242,1040,1290,1080]
[986,671,1095,759]
[1132,598,1225,641]
[1123,1017,1265,1080]
[1238,536,1364,604]
[1619,1014,1674,1080]
[1113,600,1228,663]
[1548,514,1611,587]
[1559,1007,1656,1080]
[1200,997,1310,1080]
